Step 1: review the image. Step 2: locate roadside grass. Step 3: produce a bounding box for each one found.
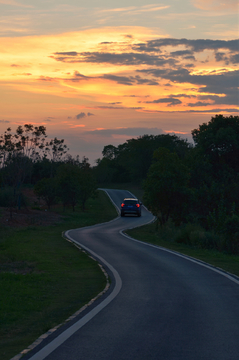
[102,183,239,277]
[2,185,239,359]
[126,222,239,277]
[0,190,117,360]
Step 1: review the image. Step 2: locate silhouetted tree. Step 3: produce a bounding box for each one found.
[95,133,191,184]
[34,177,58,210]
[57,159,97,211]
[0,124,69,209]
[143,148,191,225]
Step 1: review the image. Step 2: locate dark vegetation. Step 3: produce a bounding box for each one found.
[0,124,97,218]
[0,124,103,359]
[0,115,239,254]
[1,115,239,358]
[0,191,117,360]
[95,115,239,255]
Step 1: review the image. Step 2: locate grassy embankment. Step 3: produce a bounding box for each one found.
[0,190,117,360]
[1,185,239,359]
[118,183,239,277]
[126,224,239,277]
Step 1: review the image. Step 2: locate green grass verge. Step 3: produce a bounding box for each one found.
[126,223,239,277]
[103,183,239,276]
[0,190,117,360]
[2,185,239,359]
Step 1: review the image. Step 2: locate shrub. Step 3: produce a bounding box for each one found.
[175,223,196,245]
[34,178,58,210]
[221,215,239,254]
[189,229,221,250]
[224,214,239,235]
[175,223,221,250]
[0,187,15,207]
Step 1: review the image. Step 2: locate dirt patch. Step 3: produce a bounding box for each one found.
[0,187,64,228]
[1,208,63,228]
[0,261,42,275]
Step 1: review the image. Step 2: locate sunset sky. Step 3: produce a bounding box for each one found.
[1,0,238,163]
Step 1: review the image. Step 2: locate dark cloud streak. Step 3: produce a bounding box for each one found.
[136,38,239,53]
[76,112,95,119]
[52,51,178,67]
[146,97,182,106]
[48,37,238,111]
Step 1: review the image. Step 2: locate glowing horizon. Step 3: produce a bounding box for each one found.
[0,1,238,163]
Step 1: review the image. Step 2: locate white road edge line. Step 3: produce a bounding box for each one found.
[120,231,239,286]
[23,188,239,360]
[103,188,239,287]
[26,235,122,360]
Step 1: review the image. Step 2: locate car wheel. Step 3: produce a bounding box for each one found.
[121,212,124,217]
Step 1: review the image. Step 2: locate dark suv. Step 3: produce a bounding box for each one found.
[120,198,142,217]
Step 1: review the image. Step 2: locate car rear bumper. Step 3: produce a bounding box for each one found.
[121,209,141,216]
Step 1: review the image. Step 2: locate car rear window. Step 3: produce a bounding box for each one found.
[124,200,137,205]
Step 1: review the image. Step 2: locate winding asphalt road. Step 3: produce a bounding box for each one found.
[25,189,239,360]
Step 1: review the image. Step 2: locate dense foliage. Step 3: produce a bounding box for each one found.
[1,116,239,253]
[143,148,191,226]
[95,115,239,254]
[0,125,97,214]
[95,133,191,183]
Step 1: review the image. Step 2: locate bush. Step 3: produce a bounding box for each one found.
[0,187,15,207]
[221,215,239,254]
[175,223,221,250]
[34,178,58,210]
[189,229,221,250]
[224,214,239,235]
[221,234,239,254]
[175,223,196,245]
[155,219,181,242]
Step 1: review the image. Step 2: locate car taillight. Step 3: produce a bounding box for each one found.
[136,204,140,208]
[121,203,125,207]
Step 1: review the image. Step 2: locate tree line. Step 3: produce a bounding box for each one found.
[96,115,239,254]
[0,124,96,214]
[1,115,238,254]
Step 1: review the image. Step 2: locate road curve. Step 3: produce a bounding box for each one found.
[24,189,239,360]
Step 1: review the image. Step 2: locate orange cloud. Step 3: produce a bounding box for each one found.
[0,0,32,7]
[69,124,86,128]
[0,27,238,143]
[192,0,238,11]
[165,130,190,134]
